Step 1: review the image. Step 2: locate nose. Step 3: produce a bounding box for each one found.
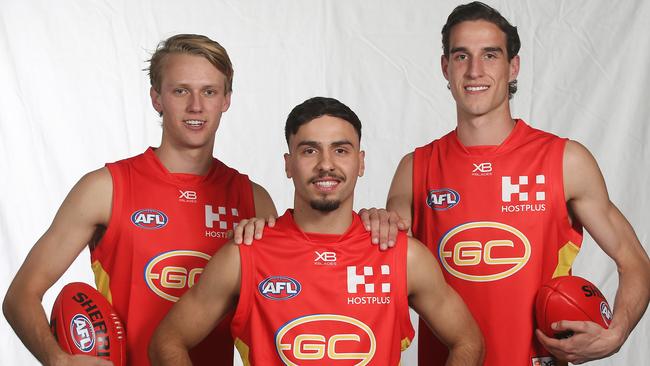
[466,57,484,79]
[187,92,202,113]
[317,151,334,172]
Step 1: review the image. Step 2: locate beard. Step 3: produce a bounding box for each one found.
[309,198,340,212]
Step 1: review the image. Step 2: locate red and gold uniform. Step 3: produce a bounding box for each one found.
[91,147,255,365]
[231,210,414,365]
[412,121,583,366]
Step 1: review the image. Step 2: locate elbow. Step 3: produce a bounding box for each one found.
[2,286,17,326]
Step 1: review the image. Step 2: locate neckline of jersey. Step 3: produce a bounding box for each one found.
[280,209,367,247]
[451,119,528,157]
[143,147,223,186]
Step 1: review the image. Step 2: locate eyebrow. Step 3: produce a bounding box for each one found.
[295,140,355,149]
[450,46,504,54]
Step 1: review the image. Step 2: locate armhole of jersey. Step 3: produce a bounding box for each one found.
[552,138,584,248]
[395,232,415,348]
[93,162,123,256]
[411,146,428,238]
[232,244,253,335]
[240,174,256,218]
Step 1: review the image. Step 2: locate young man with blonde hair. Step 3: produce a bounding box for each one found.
[3,34,276,366]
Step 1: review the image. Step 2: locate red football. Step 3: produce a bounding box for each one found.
[535,276,613,338]
[50,282,126,365]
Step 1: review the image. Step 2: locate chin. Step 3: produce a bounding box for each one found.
[309,199,341,212]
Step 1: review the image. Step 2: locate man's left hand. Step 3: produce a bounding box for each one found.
[535,320,624,364]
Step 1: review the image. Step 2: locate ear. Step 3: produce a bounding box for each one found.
[441,54,450,81]
[283,152,292,178]
[222,91,232,112]
[358,150,365,177]
[509,55,520,82]
[150,87,162,114]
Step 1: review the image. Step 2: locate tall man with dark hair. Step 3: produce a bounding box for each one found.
[386,2,650,365]
[3,34,277,366]
[149,97,484,366]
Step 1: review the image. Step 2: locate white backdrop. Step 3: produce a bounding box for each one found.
[1,1,648,365]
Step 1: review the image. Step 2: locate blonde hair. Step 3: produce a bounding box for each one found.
[147,34,233,93]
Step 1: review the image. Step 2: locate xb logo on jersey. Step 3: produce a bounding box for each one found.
[472,162,493,176]
[144,250,211,302]
[275,314,376,365]
[439,222,531,282]
[314,251,337,265]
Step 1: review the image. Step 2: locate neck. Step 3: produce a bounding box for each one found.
[456,105,516,146]
[154,142,215,175]
[292,200,354,235]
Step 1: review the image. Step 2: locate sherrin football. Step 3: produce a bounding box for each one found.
[50,282,126,365]
[535,275,613,339]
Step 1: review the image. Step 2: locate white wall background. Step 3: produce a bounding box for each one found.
[1,1,648,365]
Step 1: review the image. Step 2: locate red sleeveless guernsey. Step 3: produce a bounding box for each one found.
[231,210,414,365]
[412,121,583,366]
[91,147,255,366]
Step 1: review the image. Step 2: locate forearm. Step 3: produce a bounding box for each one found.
[149,330,193,366]
[3,291,68,365]
[149,341,192,366]
[610,262,650,342]
[445,340,484,366]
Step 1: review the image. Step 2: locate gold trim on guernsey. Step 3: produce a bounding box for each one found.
[91,260,114,304]
[400,337,412,352]
[234,338,251,366]
[552,241,580,278]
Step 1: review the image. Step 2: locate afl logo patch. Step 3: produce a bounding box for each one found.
[600,301,613,326]
[70,314,95,352]
[131,209,168,229]
[259,276,301,300]
[427,188,460,210]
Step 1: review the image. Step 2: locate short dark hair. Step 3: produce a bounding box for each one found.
[285,97,362,145]
[442,2,520,98]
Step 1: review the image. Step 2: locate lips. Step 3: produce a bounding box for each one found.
[310,174,344,192]
[464,85,489,92]
[184,119,206,128]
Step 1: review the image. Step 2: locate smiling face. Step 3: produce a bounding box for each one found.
[442,20,519,120]
[150,53,231,150]
[284,115,365,214]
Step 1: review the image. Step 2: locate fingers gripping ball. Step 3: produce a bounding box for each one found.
[535,276,613,339]
[50,282,126,365]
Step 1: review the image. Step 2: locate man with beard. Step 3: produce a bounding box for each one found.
[149,97,483,366]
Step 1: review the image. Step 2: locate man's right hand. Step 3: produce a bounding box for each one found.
[233,215,276,245]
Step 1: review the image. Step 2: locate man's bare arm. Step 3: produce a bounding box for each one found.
[149,242,241,366]
[407,238,484,365]
[2,168,113,366]
[386,152,414,233]
[233,182,277,244]
[536,140,650,363]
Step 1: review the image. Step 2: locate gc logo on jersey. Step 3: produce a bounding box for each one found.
[275,314,376,365]
[131,209,168,229]
[259,276,301,300]
[144,250,211,302]
[439,222,531,282]
[70,314,95,352]
[427,189,460,211]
